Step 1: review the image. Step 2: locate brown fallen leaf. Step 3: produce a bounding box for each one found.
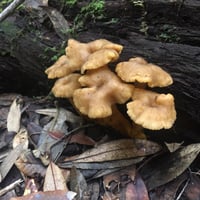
[43,162,68,191]
[124,175,149,200]
[140,143,200,190]
[103,165,136,189]
[61,139,161,165]
[15,149,46,177]
[103,168,149,200]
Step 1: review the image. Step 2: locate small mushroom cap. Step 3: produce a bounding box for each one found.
[73,66,133,118]
[52,74,81,98]
[81,49,120,73]
[45,39,123,79]
[116,57,173,87]
[88,39,123,53]
[127,88,176,130]
[45,55,70,79]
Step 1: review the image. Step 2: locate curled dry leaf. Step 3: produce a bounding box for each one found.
[103,165,136,189]
[13,127,29,149]
[15,149,46,177]
[7,97,22,133]
[43,162,68,191]
[59,139,161,169]
[140,143,200,190]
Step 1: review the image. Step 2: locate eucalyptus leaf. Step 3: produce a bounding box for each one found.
[140,143,200,190]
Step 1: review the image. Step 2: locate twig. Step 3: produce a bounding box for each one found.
[0,0,25,22]
[0,179,23,196]
[175,179,189,200]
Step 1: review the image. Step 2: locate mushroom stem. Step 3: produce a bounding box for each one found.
[96,105,145,139]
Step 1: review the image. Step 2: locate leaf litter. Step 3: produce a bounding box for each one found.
[0,94,199,200]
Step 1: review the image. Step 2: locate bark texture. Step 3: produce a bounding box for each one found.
[0,0,199,127]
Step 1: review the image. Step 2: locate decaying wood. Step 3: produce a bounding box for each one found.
[0,0,199,125]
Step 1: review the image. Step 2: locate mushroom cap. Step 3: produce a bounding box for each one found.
[73,66,133,118]
[45,39,123,79]
[52,73,81,98]
[116,57,173,87]
[45,55,70,79]
[88,39,123,53]
[81,49,120,73]
[127,88,176,130]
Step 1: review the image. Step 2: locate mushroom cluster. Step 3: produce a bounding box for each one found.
[45,39,176,138]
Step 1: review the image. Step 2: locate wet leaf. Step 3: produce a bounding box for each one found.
[60,139,161,169]
[7,98,22,133]
[70,166,87,199]
[43,162,67,191]
[140,143,200,190]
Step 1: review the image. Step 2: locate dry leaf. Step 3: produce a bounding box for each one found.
[0,143,25,182]
[125,175,149,200]
[103,165,136,189]
[24,0,48,10]
[15,149,46,177]
[165,141,184,152]
[43,162,67,191]
[35,107,82,127]
[13,127,29,149]
[60,139,161,169]
[7,97,22,132]
[68,131,96,146]
[184,174,200,200]
[42,6,70,39]
[140,143,200,190]
[23,179,38,196]
[149,172,187,200]
[70,166,87,199]
[10,190,76,200]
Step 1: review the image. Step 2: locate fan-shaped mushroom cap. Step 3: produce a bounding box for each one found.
[88,39,123,53]
[45,39,123,79]
[73,66,133,118]
[52,74,81,98]
[81,49,120,73]
[116,57,173,87]
[127,88,176,130]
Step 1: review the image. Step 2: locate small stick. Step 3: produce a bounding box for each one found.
[0,179,23,196]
